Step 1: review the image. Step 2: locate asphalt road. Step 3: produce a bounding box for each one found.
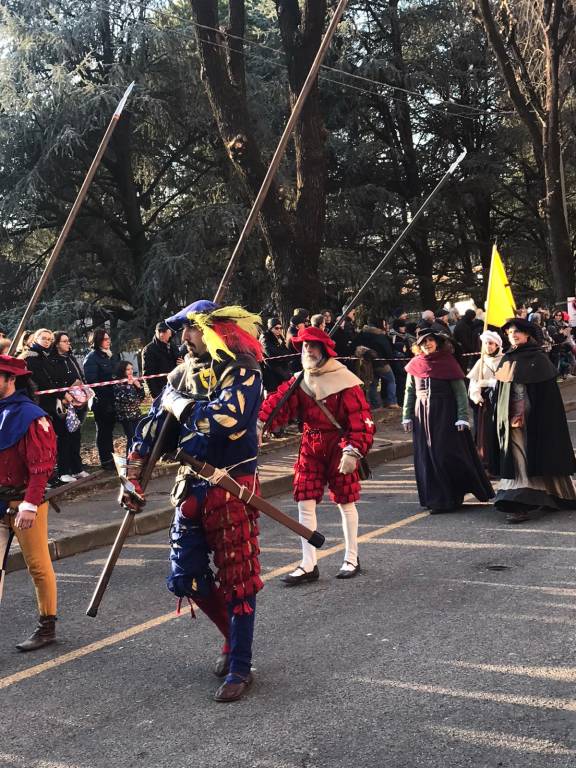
[2,442,576,768]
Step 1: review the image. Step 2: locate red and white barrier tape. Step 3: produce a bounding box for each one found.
[32,343,569,396]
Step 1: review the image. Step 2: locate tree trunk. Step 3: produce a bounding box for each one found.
[189,0,329,319]
[543,34,574,299]
[475,0,574,301]
[388,0,435,307]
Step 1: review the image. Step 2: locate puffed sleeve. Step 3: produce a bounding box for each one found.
[258,376,300,431]
[340,385,375,456]
[20,417,57,505]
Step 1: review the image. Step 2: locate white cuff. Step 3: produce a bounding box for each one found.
[342,444,362,458]
[455,420,469,428]
[19,501,38,514]
[401,419,412,425]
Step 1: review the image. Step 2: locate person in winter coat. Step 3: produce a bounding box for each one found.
[492,318,576,523]
[83,329,121,470]
[453,309,480,370]
[285,308,310,373]
[49,332,88,481]
[260,318,292,394]
[390,318,415,406]
[356,319,400,408]
[332,307,359,373]
[141,321,181,398]
[22,329,78,483]
[113,361,145,456]
[402,329,494,513]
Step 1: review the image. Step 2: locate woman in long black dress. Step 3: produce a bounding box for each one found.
[492,318,576,523]
[402,329,494,513]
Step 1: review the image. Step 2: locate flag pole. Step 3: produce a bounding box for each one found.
[8,82,136,355]
[483,244,497,335]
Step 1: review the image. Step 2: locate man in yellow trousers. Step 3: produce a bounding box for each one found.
[0,354,58,650]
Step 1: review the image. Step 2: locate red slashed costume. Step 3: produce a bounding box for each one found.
[258,327,375,583]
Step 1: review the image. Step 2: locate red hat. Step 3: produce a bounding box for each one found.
[0,354,32,378]
[292,326,338,357]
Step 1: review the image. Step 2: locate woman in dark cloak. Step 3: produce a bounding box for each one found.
[402,329,494,513]
[492,318,576,523]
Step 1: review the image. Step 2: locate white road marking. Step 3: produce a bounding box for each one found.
[445,660,576,682]
[366,537,576,552]
[426,725,576,755]
[350,676,576,711]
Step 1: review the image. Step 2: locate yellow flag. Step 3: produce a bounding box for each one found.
[485,246,516,327]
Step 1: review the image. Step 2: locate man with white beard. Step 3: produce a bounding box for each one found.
[258,327,375,583]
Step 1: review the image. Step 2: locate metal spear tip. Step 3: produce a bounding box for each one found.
[448,148,468,174]
[113,81,136,118]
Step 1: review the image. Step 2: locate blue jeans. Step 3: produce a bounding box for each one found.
[379,369,397,406]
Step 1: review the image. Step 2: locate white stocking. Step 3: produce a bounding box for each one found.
[289,499,318,575]
[338,502,359,568]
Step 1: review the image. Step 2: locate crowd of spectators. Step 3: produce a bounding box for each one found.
[258,302,576,408]
[1,298,574,483]
[0,321,182,484]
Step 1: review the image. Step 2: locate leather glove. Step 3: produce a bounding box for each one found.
[402,419,413,433]
[120,478,146,512]
[338,451,359,475]
[15,501,37,530]
[122,452,146,511]
[161,385,194,422]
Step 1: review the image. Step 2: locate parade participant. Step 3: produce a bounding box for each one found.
[492,318,576,523]
[402,330,494,513]
[125,301,264,703]
[259,326,375,583]
[0,355,58,650]
[467,331,503,471]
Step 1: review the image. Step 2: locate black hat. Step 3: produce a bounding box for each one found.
[501,317,538,338]
[416,328,449,345]
[291,308,309,324]
[267,317,282,329]
[155,320,170,332]
[435,308,449,318]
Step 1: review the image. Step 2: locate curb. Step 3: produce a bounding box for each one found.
[6,438,413,574]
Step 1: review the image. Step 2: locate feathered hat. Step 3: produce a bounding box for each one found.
[165,300,263,362]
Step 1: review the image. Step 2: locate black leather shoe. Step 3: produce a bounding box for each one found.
[281,565,319,586]
[506,511,531,524]
[214,652,230,677]
[214,672,253,702]
[336,560,360,579]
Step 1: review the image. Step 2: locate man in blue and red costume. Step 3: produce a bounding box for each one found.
[126,301,264,702]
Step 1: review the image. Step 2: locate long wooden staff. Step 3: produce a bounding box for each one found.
[8,82,135,355]
[262,149,468,431]
[86,2,348,617]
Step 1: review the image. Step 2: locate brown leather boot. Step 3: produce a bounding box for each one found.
[16,615,57,652]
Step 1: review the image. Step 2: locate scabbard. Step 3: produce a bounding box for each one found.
[175,449,325,548]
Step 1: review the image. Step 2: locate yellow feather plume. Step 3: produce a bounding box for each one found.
[185,305,262,361]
